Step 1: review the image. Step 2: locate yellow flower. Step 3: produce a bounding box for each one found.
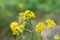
[36,22,46,32]
[25,10,35,17]
[10,22,23,35]
[10,22,19,28]
[54,35,60,40]
[45,19,56,28]
[19,10,35,20]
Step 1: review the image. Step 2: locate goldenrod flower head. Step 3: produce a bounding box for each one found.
[24,10,35,20]
[36,22,46,32]
[18,3,24,9]
[45,19,56,29]
[25,10,35,17]
[19,10,35,20]
[10,22,23,35]
[54,35,60,40]
[10,22,19,29]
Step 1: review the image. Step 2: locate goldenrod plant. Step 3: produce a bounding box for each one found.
[10,10,59,40]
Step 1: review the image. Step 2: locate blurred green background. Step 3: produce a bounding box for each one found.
[0,0,60,40]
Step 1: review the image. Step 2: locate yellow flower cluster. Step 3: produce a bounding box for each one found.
[10,10,35,35]
[45,19,56,28]
[36,19,56,33]
[54,35,60,40]
[19,10,35,20]
[36,22,46,32]
[10,22,25,35]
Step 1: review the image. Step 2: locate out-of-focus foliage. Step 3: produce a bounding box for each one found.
[0,0,60,16]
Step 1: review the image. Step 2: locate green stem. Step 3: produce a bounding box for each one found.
[21,32,24,40]
[32,30,34,40]
[25,29,32,33]
[38,33,43,40]
[30,20,34,40]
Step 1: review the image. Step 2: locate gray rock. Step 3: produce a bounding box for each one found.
[41,25,60,40]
